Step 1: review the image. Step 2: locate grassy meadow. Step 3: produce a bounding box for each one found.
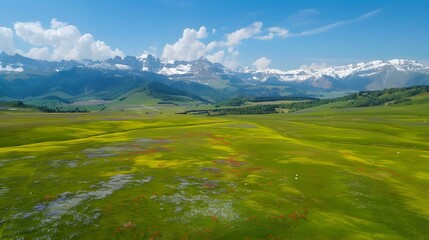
[0,102,428,239]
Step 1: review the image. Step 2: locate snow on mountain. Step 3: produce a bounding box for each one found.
[159,64,192,75]
[0,52,82,73]
[153,57,232,85]
[137,54,163,72]
[250,59,429,82]
[114,64,131,70]
[0,64,24,72]
[236,66,253,73]
[1,51,428,90]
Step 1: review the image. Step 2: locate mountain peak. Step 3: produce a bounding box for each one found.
[388,59,415,65]
[137,53,157,61]
[113,56,122,61]
[247,59,429,83]
[1,52,428,89]
[197,56,209,62]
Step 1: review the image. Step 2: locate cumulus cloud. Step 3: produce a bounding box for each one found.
[162,26,212,61]
[22,47,51,60]
[158,9,380,68]
[206,50,224,63]
[14,19,124,60]
[223,58,239,69]
[220,48,240,69]
[0,27,15,55]
[160,22,290,69]
[256,27,289,40]
[205,41,219,52]
[223,22,262,46]
[220,22,288,45]
[253,57,271,70]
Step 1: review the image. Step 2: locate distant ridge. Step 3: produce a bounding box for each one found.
[1,51,429,101]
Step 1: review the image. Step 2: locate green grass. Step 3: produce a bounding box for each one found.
[19,90,205,115]
[0,102,428,239]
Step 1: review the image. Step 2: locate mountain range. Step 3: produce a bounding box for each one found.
[1,51,429,103]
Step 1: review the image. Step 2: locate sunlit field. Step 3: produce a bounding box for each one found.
[1,103,428,239]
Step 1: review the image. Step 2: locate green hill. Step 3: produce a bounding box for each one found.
[179,86,429,115]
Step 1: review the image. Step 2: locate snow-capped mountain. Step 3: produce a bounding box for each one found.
[0,51,81,73]
[0,64,23,72]
[0,52,229,85]
[1,51,429,92]
[158,57,230,84]
[80,54,230,81]
[242,59,429,90]
[247,59,429,82]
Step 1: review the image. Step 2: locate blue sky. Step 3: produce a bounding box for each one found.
[0,0,428,69]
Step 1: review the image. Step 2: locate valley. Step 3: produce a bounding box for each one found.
[1,89,428,239]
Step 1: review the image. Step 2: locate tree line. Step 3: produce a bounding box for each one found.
[38,106,89,113]
[179,86,429,116]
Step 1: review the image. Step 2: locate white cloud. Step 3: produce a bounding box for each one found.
[206,50,224,63]
[21,47,51,60]
[291,9,381,37]
[141,46,158,57]
[0,27,15,55]
[222,58,240,69]
[157,9,379,69]
[162,26,213,61]
[222,22,289,44]
[253,57,271,70]
[14,19,124,60]
[196,26,207,38]
[256,27,289,40]
[160,22,288,68]
[223,21,262,46]
[222,48,240,69]
[205,41,219,52]
[357,9,382,21]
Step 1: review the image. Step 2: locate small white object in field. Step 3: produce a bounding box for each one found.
[295,177,298,180]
